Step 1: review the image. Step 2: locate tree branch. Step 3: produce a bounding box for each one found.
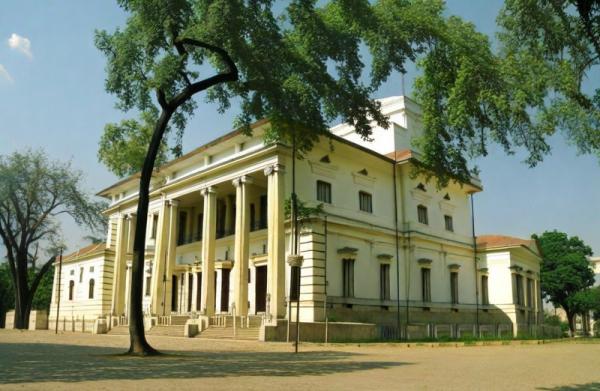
[28,256,56,298]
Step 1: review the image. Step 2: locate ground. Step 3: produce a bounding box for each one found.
[1,330,600,390]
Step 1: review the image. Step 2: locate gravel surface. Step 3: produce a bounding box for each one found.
[1,329,599,390]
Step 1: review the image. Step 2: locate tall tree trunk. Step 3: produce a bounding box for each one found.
[566,311,576,337]
[128,109,173,355]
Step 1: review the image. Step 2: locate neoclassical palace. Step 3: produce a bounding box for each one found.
[49,96,547,340]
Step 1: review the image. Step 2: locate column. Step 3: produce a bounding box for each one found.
[233,175,252,316]
[191,268,199,312]
[200,187,217,316]
[123,214,136,314]
[265,164,286,319]
[163,200,179,315]
[111,214,128,316]
[124,264,132,319]
[150,201,170,315]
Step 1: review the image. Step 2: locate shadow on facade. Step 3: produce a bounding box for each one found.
[538,383,600,390]
[0,343,408,385]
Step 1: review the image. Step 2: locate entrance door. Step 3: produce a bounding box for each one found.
[255,266,267,313]
[171,275,178,313]
[220,269,230,312]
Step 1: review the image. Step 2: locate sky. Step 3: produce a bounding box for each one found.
[0,1,598,256]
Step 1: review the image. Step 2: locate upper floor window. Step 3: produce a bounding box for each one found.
[359,191,372,213]
[88,279,95,299]
[316,180,332,204]
[417,205,428,225]
[151,214,159,239]
[444,215,454,232]
[79,267,84,283]
[450,271,459,304]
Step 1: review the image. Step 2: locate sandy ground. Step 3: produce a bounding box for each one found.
[1,330,600,390]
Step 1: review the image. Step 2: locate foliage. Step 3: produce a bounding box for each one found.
[534,230,594,332]
[568,286,600,316]
[0,150,106,328]
[0,263,14,327]
[543,312,570,333]
[31,266,54,311]
[413,0,600,185]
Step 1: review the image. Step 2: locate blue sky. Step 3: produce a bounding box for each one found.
[0,1,598,255]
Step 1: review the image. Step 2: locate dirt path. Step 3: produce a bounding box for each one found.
[1,330,599,390]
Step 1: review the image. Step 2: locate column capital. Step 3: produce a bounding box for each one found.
[168,199,180,207]
[264,163,285,176]
[200,186,217,197]
[126,212,137,220]
[232,175,254,188]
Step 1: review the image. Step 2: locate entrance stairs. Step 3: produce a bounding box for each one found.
[196,315,263,340]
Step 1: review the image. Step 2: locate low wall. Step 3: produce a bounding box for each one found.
[4,310,48,330]
[263,320,378,342]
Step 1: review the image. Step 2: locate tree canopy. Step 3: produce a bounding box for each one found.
[0,150,106,328]
[534,230,595,333]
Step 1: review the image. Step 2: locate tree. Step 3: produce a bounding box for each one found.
[0,150,105,329]
[413,0,600,186]
[0,263,14,328]
[534,230,595,335]
[96,0,513,354]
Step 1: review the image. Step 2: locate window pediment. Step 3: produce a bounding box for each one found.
[309,160,339,179]
[352,171,376,187]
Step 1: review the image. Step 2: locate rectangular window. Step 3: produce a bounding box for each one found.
[151,214,159,239]
[444,215,454,232]
[145,276,151,296]
[342,259,355,297]
[290,266,300,301]
[515,274,524,306]
[177,211,188,245]
[359,191,372,213]
[196,213,203,241]
[481,275,489,305]
[316,180,332,204]
[380,264,390,300]
[450,271,459,304]
[417,205,428,225]
[421,268,431,302]
[527,278,533,308]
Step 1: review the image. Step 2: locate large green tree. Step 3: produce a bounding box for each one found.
[414,0,600,185]
[96,0,498,354]
[534,230,595,335]
[0,150,105,329]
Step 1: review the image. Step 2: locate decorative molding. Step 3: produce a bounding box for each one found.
[352,171,376,187]
[215,260,233,269]
[309,160,338,179]
[448,263,461,271]
[509,265,523,273]
[478,267,489,273]
[377,253,394,262]
[200,186,217,197]
[410,189,432,203]
[417,258,432,266]
[264,163,285,176]
[337,247,358,256]
[168,199,180,207]
[232,175,254,187]
[439,200,455,213]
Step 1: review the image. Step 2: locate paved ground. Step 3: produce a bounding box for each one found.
[1,330,600,390]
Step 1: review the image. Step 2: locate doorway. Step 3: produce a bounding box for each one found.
[220,269,230,312]
[255,265,267,313]
[171,275,178,313]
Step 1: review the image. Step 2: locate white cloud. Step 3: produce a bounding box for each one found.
[0,64,13,83]
[8,33,32,59]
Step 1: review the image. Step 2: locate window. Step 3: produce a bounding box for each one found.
[515,274,524,306]
[527,278,534,308]
[359,191,372,213]
[79,267,84,283]
[88,279,95,299]
[342,259,355,297]
[68,280,74,300]
[290,266,300,301]
[444,215,454,232]
[481,275,489,305]
[450,271,459,304]
[380,264,390,300]
[151,214,159,239]
[177,211,188,245]
[196,213,203,241]
[317,180,332,203]
[145,276,152,296]
[89,266,94,273]
[417,205,428,225]
[421,268,431,302]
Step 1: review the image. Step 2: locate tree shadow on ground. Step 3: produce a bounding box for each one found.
[538,383,600,390]
[0,342,408,384]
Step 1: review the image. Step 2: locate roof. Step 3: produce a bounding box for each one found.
[385,149,416,162]
[476,235,540,255]
[61,243,107,263]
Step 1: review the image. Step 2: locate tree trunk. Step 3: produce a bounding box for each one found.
[127,109,173,355]
[566,311,576,337]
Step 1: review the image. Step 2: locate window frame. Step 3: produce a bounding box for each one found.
[358,191,373,213]
[444,215,454,232]
[417,205,428,225]
[421,268,431,302]
[88,279,95,299]
[450,271,459,304]
[316,180,332,204]
[342,259,355,297]
[68,280,75,301]
[380,263,391,301]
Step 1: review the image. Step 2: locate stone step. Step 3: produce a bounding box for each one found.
[147,325,185,337]
[107,325,129,335]
[197,326,260,340]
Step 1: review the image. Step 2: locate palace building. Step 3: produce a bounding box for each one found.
[49,96,547,340]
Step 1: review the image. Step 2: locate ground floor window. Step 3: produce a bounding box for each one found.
[88,279,95,299]
[145,276,151,296]
[515,274,524,306]
[68,280,74,300]
[481,275,489,305]
[290,266,300,301]
[421,268,431,302]
[380,264,390,300]
[450,272,459,304]
[342,259,355,297]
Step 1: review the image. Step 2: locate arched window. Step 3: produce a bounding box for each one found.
[88,279,95,299]
[68,280,74,300]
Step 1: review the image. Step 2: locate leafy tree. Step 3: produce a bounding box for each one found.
[534,230,595,335]
[95,0,479,355]
[0,263,14,328]
[0,150,105,329]
[413,0,600,186]
[31,266,54,311]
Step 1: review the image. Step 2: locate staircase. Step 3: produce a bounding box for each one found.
[147,325,185,337]
[196,315,262,340]
[107,325,129,335]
